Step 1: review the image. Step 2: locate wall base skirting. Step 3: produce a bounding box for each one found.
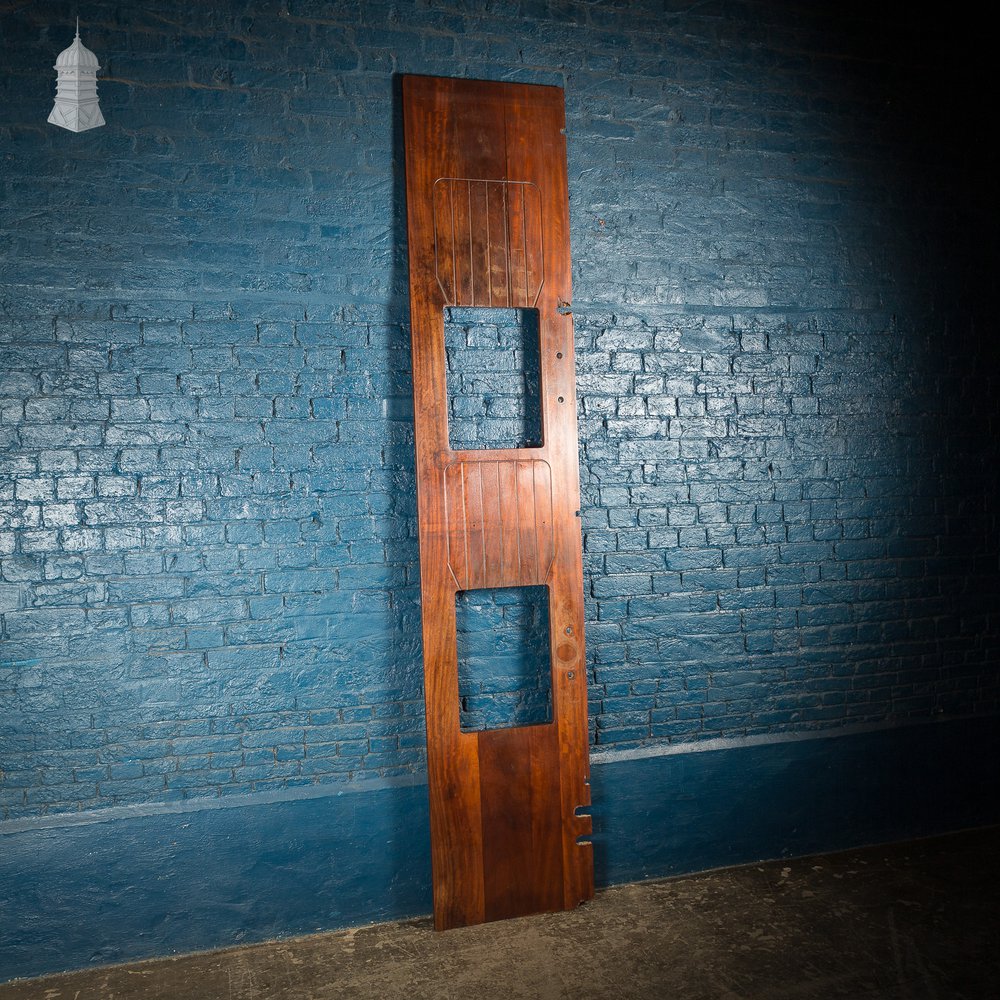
[2,716,998,984]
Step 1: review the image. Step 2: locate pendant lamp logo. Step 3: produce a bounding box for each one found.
[48,18,106,133]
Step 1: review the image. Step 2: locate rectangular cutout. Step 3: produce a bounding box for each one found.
[457,585,552,732]
[446,307,543,451]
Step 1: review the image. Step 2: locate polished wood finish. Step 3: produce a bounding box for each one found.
[403,75,593,930]
[444,458,554,590]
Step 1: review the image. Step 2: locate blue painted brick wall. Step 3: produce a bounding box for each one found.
[457,585,552,731]
[1,1,998,819]
[445,307,543,451]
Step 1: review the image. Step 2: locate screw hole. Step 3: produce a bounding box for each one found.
[558,396,564,403]
[556,352,563,359]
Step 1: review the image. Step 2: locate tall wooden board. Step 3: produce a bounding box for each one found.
[403,75,593,929]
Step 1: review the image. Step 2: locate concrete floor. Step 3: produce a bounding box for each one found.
[3,827,998,1000]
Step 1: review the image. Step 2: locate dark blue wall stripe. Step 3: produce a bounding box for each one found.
[0,779,433,983]
[592,716,1000,884]
[3,717,997,984]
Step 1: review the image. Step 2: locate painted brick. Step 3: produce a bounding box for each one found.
[0,0,998,817]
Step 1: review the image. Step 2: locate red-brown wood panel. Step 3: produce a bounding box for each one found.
[403,74,593,930]
[516,458,540,582]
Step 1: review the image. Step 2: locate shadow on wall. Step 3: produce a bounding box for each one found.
[818,12,1000,722]
[384,69,424,882]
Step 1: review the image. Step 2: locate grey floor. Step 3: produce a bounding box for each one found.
[3,826,998,1000]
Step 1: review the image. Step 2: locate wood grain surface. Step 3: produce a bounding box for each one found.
[403,74,593,930]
